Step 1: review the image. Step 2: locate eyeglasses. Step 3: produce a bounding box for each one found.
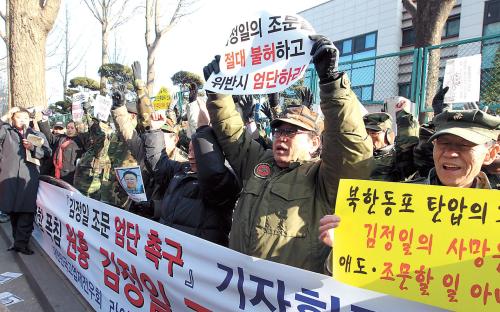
[272,127,312,138]
[433,138,478,152]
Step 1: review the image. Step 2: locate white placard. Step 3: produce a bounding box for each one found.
[32,182,444,312]
[0,292,23,306]
[93,95,113,122]
[0,272,22,285]
[443,54,482,103]
[71,101,84,122]
[205,11,315,95]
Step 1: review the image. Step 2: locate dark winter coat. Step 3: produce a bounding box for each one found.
[38,120,86,184]
[0,121,52,213]
[144,126,239,246]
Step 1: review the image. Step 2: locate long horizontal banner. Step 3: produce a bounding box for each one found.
[33,181,443,311]
[334,179,499,311]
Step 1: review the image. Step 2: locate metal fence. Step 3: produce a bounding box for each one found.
[305,33,500,116]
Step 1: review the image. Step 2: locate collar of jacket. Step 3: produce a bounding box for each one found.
[427,168,492,189]
[373,144,395,158]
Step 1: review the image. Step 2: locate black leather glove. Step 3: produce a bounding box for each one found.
[309,35,339,84]
[203,55,221,81]
[300,88,314,108]
[112,91,126,109]
[268,93,279,108]
[236,95,255,123]
[432,86,449,115]
[260,102,273,120]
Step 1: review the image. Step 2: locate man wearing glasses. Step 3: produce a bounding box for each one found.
[202,35,373,273]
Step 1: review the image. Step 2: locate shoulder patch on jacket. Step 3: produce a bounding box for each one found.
[254,163,271,179]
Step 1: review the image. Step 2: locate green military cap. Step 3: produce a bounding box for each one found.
[429,109,500,145]
[270,105,321,133]
[160,116,178,134]
[363,112,393,131]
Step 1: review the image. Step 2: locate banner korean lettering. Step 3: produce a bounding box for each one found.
[333,179,500,311]
[205,11,315,95]
[34,182,443,311]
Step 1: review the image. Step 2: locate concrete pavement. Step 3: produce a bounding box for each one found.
[0,221,92,311]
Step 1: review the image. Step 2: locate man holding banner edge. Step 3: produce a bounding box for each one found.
[321,108,500,274]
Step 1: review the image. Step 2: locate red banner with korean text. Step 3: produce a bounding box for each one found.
[33,181,444,311]
[333,179,499,311]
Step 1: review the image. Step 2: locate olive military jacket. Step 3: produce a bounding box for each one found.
[207,73,373,273]
[370,109,420,182]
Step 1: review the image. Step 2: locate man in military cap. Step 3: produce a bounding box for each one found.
[202,34,372,273]
[364,112,395,151]
[364,112,395,180]
[418,109,500,188]
[365,96,420,181]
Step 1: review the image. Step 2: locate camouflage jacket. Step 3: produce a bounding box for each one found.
[73,121,112,200]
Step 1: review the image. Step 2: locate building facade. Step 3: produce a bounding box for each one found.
[299,0,500,110]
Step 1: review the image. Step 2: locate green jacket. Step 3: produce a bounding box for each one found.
[73,121,112,200]
[411,168,494,189]
[370,109,420,182]
[207,73,373,273]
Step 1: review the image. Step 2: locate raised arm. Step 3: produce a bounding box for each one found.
[310,35,373,211]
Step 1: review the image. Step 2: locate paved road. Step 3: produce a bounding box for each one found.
[0,221,92,311]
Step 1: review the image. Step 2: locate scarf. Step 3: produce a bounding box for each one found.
[53,137,72,179]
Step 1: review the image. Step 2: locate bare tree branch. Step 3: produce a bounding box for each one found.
[402,0,417,18]
[82,0,104,23]
[0,9,6,22]
[0,5,6,45]
[0,30,6,45]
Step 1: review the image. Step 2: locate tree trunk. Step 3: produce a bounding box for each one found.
[100,23,109,93]
[146,44,157,95]
[413,0,455,123]
[9,0,61,109]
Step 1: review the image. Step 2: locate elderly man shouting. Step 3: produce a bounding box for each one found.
[203,34,373,273]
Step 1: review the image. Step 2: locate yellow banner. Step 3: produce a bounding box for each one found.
[153,87,171,111]
[333,179,499,311]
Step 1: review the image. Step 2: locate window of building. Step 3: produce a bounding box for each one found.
[484,0,500,25]
[398,83,411,99]
[482,0,500,91]
[402,27,415,46]
[401,15,461,46]
[443,15,460,38]
[335,32,377,104]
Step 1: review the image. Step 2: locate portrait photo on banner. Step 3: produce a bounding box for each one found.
[114,166,147,202]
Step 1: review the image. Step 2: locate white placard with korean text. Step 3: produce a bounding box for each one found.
[443,54,482,103]
[93,95,113,122]
[205,11,315,95]
[33,182,444,312]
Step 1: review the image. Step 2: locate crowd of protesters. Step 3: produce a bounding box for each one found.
[0,35,498,278]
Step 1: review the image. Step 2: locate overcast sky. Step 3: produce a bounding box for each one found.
[1,0,328,103]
